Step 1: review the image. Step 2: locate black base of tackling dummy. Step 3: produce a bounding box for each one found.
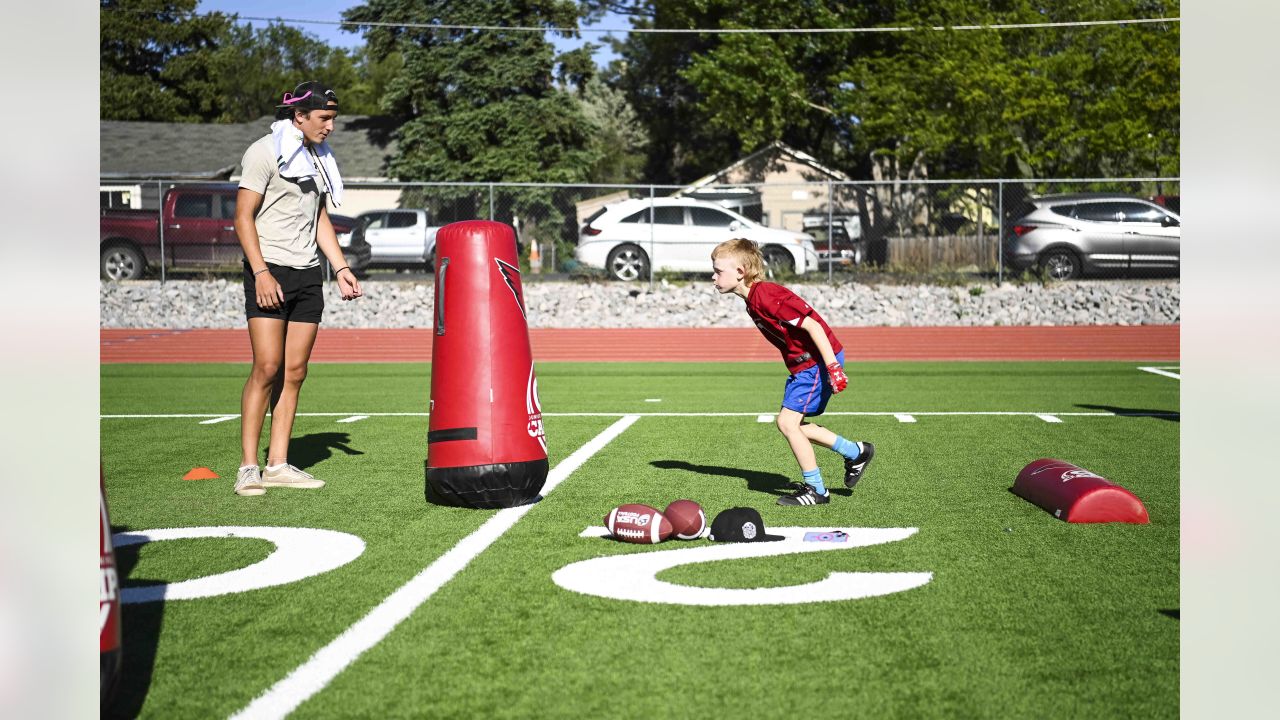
[426,458,549,509]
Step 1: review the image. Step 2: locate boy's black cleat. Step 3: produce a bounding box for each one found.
[777,482,830,506]
[844,442,876,488]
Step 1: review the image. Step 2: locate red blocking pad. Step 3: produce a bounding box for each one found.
[425,220,548,509]
[1012,459,1149,524]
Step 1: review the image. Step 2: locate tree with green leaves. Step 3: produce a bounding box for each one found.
[343,0,604,267]
[604,0,1178,184]
[209,22,363,123]
[101,0,232,121]
[581,76,649,184]
[103,2,390,123]
[344,0,596,182]
[590,0,753,184]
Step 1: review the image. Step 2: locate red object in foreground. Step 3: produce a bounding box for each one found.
[425,221,548,508]
[100,467,122,707]
[1012,458,1150,524]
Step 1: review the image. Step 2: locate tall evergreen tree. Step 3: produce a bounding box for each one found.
[602,0,1179,182]
[343,0,599,184]
[100,0,232,121]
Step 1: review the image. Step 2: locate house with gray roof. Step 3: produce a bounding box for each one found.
[100,116,402,215]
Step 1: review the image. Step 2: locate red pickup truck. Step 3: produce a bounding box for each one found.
[100,184,367,280]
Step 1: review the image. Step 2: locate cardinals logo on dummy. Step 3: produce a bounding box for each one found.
[604,504,674,544]
[526,366,546,452]
[496,258,527,318]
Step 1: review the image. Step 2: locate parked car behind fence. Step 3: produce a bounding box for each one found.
[352,208,442,270]
[803,214,867,267]
[101,178,1179,282]
[1002,194,1180,280]
[577,197,818,281]
[100,183,369,280]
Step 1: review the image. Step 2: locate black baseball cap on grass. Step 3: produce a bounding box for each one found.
[708,507,784,542]
[276,81,340,112]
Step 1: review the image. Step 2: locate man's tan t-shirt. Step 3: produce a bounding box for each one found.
[238,134,323,269]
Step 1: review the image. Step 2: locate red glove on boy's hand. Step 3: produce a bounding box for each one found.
[827,362,848,393]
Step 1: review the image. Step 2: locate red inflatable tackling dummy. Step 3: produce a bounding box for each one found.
[426,220,548,508]
[100,467,122,707]
[1012,458,1149,524]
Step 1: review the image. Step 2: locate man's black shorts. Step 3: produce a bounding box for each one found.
[243,261,324,323]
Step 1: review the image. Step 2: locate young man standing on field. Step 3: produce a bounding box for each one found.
[711,238,875,505]
[232,81,363,496]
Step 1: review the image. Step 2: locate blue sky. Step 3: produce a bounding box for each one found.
[196,0,626,65]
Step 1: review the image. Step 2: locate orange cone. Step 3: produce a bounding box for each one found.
[183,467,220,481]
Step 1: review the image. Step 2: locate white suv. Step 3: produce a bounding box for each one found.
[577,197,819,281]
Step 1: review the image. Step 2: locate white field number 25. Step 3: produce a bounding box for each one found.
[111,526,930,608]
[553,527,932,606]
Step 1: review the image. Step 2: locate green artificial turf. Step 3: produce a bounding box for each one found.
[101,361,1178,718]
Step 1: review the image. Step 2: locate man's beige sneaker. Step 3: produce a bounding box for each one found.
[261,463,326,489]
[234,465,266,497]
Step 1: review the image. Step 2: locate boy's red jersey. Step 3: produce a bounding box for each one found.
[745,281,843,373]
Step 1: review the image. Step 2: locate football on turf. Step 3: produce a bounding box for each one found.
[604,504,673,544]
[664,499,707,540]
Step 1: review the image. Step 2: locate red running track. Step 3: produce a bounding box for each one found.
[101,325,1178,363]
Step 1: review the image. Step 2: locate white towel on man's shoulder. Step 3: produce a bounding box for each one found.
[270,119,344,206]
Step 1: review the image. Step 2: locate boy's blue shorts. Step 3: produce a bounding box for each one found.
[781,350,846,416]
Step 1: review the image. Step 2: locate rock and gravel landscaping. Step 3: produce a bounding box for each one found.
[101,278,1179,329]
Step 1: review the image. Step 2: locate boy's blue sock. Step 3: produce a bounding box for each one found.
[802,467,827,496]
[832,436,862,461]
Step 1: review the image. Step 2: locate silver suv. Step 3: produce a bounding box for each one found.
[1003,194,1180,280]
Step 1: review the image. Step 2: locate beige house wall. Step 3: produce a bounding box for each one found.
[575,190,632,228]
[717,156,836,232]
[328,188,404,218]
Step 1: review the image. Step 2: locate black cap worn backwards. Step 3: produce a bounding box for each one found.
[276,80,340,112]
[707,507,784,543]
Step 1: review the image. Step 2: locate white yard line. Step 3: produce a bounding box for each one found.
[335,415,369,424]
[894,414,916,423]
[229,414,641,720]
[100,412,431,419]
[757,414,775,423]
[1138,366,1181,380]
[198,415,238,425]
[1036,414,1064,423]
[101,410,1175,420]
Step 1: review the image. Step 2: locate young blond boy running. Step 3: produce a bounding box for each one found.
[711,239,874,506]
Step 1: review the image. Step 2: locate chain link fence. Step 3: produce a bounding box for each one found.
[99,178,1179,284]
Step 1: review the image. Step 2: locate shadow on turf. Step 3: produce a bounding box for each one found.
[649,460,853,497]
[1076,404,1179,423]
[276,432,365,470]
[105,525,165,720]
[1159,609,1180,620]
